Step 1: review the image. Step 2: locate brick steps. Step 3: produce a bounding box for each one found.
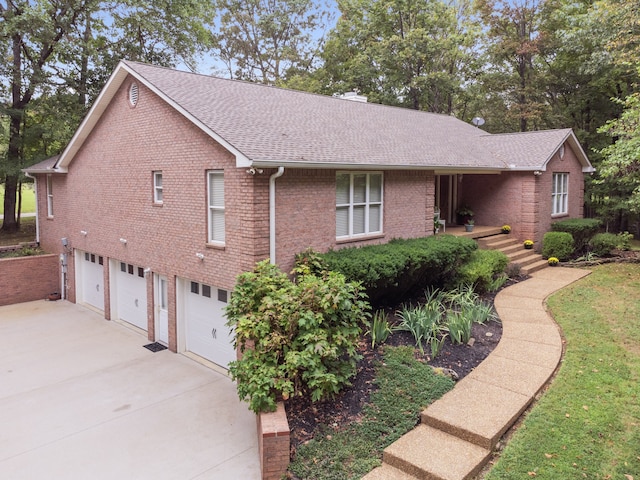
[479,235,547,275]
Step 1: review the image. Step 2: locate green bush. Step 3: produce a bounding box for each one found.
[588,232,630,256]
[225,259,370,413]
[315,235,477,305]
[551,218,601,253]
[542,231,575,260]
[457,249,509,293]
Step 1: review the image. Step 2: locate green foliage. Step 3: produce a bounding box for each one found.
[551,218,602,253]
[318,235,477,305]
[542,231,575,261]
[457,249,509,293]
[225,259,369,413]
[289,346,454,479]
[395,301,445,355]
[367,310,392,348]
[588,232,618,256]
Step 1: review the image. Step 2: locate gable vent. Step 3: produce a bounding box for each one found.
[129,82,139,107]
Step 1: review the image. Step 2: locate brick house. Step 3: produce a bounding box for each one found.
[25,61,593,370]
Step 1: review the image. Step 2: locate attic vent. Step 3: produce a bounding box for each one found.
[559,144,565,159]
[129,83,139,107]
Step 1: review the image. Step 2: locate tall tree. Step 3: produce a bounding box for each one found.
[475,0,548,132]
[317,0,478,114]
[0,0,215,233]
[212,0,330,84]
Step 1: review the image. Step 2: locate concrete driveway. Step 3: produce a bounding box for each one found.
[0,300,260,480]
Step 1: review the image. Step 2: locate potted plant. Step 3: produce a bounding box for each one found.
[548,257,559,266]
[464,219,475,232]
[456,205,474,225]
[524,240,534,249]
[502,225,511,234]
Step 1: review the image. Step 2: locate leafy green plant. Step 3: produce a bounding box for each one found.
[488,273,509,292]
[367,310,392,347]
[588,232,619,256]
[446,310,473,345]
[542,231,574,260]
[318,236,477,305]
[550,218,601,253]
[225,259,370,413]
[457,249,509,293]
[395,304,442,354]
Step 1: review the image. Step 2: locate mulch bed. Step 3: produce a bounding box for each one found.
[284,291,505,457]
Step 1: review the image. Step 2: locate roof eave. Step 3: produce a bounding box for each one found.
[55,61,252,171]
[247,159,506,173]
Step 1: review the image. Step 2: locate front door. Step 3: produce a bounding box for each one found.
[156,275,169,345]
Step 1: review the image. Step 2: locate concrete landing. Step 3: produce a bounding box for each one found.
[363,267,591,480]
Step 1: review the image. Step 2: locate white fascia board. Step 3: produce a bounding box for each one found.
[248,159,505,173]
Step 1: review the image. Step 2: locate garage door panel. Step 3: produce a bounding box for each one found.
[184,281,235,369]
[78,251,104,311]
[115,263,147,331]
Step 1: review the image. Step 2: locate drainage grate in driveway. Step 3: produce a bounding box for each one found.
[143,342,168,352]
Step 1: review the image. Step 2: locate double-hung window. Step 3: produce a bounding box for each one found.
[552,173,568,216]
[207,171,225,244]
[336,172,383,239]
[153,171,163,204]
[46,174,54,217]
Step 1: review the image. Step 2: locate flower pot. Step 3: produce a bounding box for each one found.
[524,245,532,250]
[48,292,61,301]
[464,224,474,232]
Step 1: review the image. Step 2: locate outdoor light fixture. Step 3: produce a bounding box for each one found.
[246,167,264,175]
[196,252,205,260]
[534,170,543,176]
[119,238,127,244]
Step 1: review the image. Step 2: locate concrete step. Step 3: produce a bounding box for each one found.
[362,464,421,480]
[521,259,550,275]
[382,424,491,480]
[478,235,516,250]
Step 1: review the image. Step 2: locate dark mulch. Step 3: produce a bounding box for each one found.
[284,286,508,457]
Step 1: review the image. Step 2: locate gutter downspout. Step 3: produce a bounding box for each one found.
[24,172,40,244]
[269,167,285,264]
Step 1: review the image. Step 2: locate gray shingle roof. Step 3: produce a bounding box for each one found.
[23,155,60,174]
[52,61,593,173]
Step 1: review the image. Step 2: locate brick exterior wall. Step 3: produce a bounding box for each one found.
[257,402,290,480]
[461,141,586,246]
[0,254,59,306]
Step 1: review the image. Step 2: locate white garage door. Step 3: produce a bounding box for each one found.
[77,251,104,311]
[114,262,147,331]
[184,280,235,369]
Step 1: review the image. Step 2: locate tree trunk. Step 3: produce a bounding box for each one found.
[1,176,19,233]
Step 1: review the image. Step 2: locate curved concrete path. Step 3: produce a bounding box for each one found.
[363,267,591,480]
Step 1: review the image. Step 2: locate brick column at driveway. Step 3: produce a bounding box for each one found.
[364,267,592,480]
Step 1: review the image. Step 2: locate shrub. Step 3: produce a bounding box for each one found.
[225,259,370,413]
[457,249,509,293]
[316,235,477,305]
[588,233,619,256]
[542,231,574,260]
[551,218,601,253]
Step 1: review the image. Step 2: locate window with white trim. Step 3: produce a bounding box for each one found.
[552,173,569,215]
[153,171,163,204]
[46,174,54,217]
[207,171,225,244]
[336,172,383,238]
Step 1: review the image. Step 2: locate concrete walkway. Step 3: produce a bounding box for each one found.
[0,300,261,480]
[363,267,591,480]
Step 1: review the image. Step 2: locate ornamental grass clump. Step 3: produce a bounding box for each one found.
[225,258,370,413]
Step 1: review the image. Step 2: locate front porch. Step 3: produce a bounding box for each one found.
[441,225,503,240]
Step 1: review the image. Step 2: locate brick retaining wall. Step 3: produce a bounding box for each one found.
[0,254,59,306]
[257,401,290,480]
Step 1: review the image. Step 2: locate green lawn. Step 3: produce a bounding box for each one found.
[486,263,640,479]
[0,184,36,215]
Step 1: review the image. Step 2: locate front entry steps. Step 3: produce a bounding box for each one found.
[478,235,548,275]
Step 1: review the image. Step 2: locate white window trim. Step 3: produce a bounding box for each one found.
[552,172,569,216]
[336,172,383,239]
[153,171,163,204]
[46,174,54,217]
[207,170,225,245]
